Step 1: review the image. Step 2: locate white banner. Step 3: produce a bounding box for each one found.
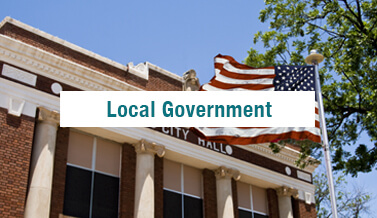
[60,91,315,127]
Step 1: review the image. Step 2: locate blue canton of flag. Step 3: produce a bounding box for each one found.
[274,66,316,91]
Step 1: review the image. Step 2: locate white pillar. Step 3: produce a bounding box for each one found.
[215,166,240,218]
[276,186,299,218]
[133,139,165,218]
[24,107,60,218]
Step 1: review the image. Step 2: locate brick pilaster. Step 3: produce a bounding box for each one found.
[50,127,70,218]
[202,168,217,218]
[119,143,136,218]
[267,188,279,218]
[154,156,164,218]
[292,198,316,218]
[0,108,35,217]
[231,178,239,218]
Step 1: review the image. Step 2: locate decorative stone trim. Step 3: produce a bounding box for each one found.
[2,64,37,86]
[127,62,149,80]
[0,17,138,79]
[245,143,318,173]
[276,186,299,199]
[214,166,241,180]
[0,35,141,92]
[38,107,60,125]
[183,69,200,91]
[133,139,165,157]
[8,97,25,117]
[1,17,183,82]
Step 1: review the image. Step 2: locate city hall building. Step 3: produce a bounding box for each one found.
[0,17,317,218]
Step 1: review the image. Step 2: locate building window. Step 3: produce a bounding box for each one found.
[237,181,269,218]
[163,159,203,218]
[63,130,121,218]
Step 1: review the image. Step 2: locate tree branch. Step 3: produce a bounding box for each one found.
[342,0,367,34]
[307,22,345,38]
[330,110,354,136]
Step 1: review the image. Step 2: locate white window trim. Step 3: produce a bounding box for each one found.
[238,184,269,217]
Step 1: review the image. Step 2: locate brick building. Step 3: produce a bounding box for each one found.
[0,17,317,218]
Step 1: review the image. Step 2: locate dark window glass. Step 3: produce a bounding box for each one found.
[184,195,203,218]
[92,173,119,218]
[254,212,269,218]
[164,190,182,218]
[63,166,120,218]
[63,166,92,218]
[238,209,252,218]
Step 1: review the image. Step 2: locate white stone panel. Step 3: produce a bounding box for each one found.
[297,170,312,182]
[2,64,37,86]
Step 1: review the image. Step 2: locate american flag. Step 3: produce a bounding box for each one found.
[192,54,321,145]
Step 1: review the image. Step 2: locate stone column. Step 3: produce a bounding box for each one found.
[24,107,60,218]
[133,139,165,218]
[276,186,299,218]
[215,166,240,218]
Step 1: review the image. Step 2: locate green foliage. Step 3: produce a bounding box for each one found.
[247,0,377,176]
[314,168,372,217]
[270,139,321,168]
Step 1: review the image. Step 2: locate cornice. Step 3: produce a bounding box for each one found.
[0,17,138,79]
[0,34,142,91]
[242,143,318,173]
[0,16,183,82]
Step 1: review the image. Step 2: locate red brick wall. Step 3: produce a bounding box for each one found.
[293,199,316,218]
[0,23,182,91]
[154,156,163,218]
[119,143,136,218]
[231,178,239,218]
[267,188,279,218]
[0,107,35,217]
[202,169,217,218]
[49,127,70,218]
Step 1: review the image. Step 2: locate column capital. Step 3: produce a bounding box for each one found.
[133,139,165,157]
[38,107,60,125]
[215,166,240,181]
[276,186,299,199]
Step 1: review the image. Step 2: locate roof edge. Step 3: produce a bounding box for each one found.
[0,16,183,82]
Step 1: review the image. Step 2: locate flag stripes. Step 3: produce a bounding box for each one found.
[192,54,321,145]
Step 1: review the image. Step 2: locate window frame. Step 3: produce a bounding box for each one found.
[64,130,122,218]
[237,183,269,218]
[163,161,203,218]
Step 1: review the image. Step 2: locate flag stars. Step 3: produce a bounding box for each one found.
[273,66,315,91]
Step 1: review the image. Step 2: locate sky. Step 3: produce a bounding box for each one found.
[1,0,376,216]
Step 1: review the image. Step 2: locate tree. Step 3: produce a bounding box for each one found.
[245,0,377,176]
[314,168,372,217]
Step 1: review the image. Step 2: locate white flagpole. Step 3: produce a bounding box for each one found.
[305,50,338,218]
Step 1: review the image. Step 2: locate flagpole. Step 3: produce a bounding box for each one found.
[305,50,338,218]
